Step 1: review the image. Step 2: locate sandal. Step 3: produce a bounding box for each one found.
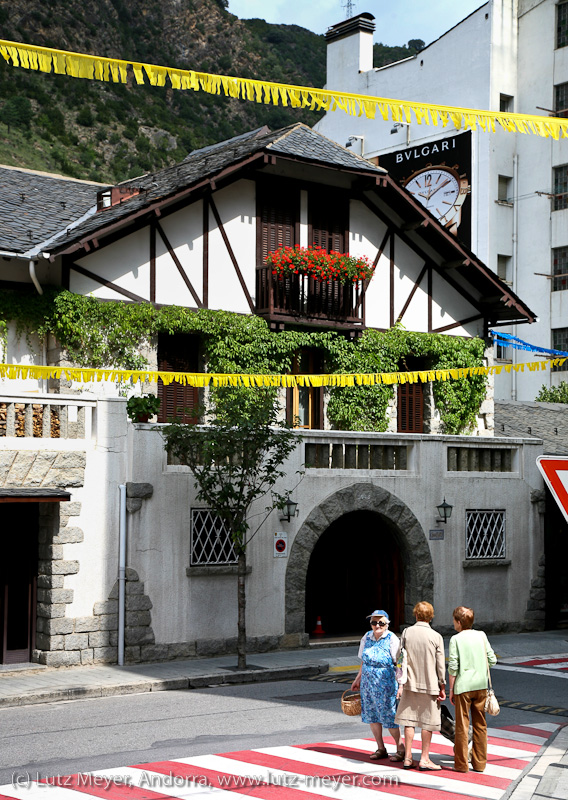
[370,748,388,760]
[389,751,406,762]
[403,759,416,770]
[419,761,442,771]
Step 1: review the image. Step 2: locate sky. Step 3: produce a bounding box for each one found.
[227,1,485,45]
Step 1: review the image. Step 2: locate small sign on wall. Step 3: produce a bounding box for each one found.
[429,529,444,540]
[274,531,288,557]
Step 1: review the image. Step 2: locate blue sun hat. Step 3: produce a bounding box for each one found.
[366,609,390,620]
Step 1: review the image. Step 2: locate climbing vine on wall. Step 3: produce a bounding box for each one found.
[0,288,487,434]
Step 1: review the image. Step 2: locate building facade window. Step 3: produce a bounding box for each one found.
[497,254,511,283]
[157,333,199,424]
[558,0,568,49]
[497,175,513,203]
[286,349,323,429]
[465,510,506,559]
[397,382,424,433]
[495,342,513,362]
[553,165,568,210]
[499,94,514,113]
[555,82,568,117]
[553,328,568,371]
[553,247,568,292]
[190,509,237,566]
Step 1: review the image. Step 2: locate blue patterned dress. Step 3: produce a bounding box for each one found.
[360,631,398,726]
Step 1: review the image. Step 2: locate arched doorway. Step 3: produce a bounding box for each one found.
[285,482,433,644]
[305,510,404,636]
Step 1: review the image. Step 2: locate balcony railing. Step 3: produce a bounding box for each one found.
[0,393,96,439]
[256,267,365,328]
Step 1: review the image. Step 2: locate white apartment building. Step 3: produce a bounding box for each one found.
[315,0,568,401]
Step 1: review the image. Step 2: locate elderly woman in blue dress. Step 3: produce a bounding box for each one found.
[351,609,405,762]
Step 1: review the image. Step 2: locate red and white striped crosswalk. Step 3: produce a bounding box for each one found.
[0,723,558,800]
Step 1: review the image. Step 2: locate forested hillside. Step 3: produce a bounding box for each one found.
[0,0,423,182]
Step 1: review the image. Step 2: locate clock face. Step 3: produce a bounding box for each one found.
[403,168,461,226]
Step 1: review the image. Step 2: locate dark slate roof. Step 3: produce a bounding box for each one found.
[0,488,71,501]
[186,125,270,158]
[494,400,568,455]
[48,123,384,254]
[0,166,107,254]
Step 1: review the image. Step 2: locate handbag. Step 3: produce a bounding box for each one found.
[484,653,500,716]
[395,631,407,684]
[440,704,474,744]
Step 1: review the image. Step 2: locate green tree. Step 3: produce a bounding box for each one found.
[163,388,300,668]
[3,96,33,130]
[535,381,568,403]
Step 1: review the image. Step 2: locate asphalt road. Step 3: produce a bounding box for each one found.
[0,669,566,786]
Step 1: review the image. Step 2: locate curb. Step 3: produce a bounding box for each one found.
[500,721,568,800]
[0,663,329,709]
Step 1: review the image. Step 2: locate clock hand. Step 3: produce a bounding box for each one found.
[426,179,451,200]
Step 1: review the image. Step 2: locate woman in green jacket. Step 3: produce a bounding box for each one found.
[448,606,497,773]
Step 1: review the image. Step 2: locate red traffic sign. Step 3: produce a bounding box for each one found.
[275,539,286,553]
[536,456,568,524]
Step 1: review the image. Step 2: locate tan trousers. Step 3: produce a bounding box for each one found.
[454,689,487,772]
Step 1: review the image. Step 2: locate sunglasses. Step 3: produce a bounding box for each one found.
[371,620,388,627]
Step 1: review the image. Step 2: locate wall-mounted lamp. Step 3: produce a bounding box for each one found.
[345,135,365,155]
[280,496,299,523]
[436,498,453,524]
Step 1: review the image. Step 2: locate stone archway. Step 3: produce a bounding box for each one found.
[285,482,433,640]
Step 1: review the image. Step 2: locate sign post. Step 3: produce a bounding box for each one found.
[536,456,568,524]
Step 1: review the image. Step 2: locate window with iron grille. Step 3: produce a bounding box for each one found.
[190,509,237,566]
[555,82,568,117]
[553,165,568,210]
[553,247,568,292]
[465,510,506,559]
[553,327,568,371]
[558,1,568,49]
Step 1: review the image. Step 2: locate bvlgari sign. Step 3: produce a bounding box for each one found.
[379,131,472,248]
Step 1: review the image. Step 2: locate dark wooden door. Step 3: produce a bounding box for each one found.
[1,504,38,664]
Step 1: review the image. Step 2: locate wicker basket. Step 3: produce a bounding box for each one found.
[341,690,361,716]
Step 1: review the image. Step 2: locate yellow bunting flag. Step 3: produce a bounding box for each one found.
[0,39,567,140]
[0,358,565,388]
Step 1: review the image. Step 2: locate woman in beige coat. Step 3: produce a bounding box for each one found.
[395,601,446,770]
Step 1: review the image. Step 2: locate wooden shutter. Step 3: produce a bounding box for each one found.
[157,334,199,424]
[397,382,424,433]
[309,193,348,252]
[258,182,300,264]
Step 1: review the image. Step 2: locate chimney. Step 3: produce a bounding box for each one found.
[325,12,375,90]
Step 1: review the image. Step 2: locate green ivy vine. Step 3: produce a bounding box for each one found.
[0,288,487,434]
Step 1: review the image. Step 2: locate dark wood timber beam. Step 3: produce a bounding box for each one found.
[209,196,255,313]
[155,220,203,308]
[69,262,147,303]
[431,314,483,334]
[396,262,428,324]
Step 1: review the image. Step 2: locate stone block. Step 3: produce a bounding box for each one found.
[125,568,139,581]
[53,452,87,470]
[124,626,155,646]
[140,644,169,662]
[108,582,119,600]
[50,560,80,575]
[37,575,64,589]
[0,451,17,484]
[525,610,546,620]
[37,589,74,604]
[43,618,74,636]
[25,452,57,486]
[6,452,35,484]
[109,631,118,646]
[53,527,84,544]
[125,581,144,595]
[93,600,118,616]
[125,646,141,663]
[88,630,110,647]
[127,499,142,513]
[35,633,64,651]
[279,633,307,649]
[530,588,546,600]
[37,602,67,619]
[126,610,152,627]
[65,633,89,650]
[531,578,545,589]
[166,642,196,659]
[196,638,227,657]
[125,595,152,611]
[93,646,118,663]
[99,614,118,630]
[39,650,81,667]
[49,469,85,488]
[81,649,94,665]
[126,482,153,499]
[250,635,279,653]
[74,617,99,633]
[60,501,82,521]
[537,566,546,578]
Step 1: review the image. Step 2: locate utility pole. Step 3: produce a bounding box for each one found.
[342,1,356,19]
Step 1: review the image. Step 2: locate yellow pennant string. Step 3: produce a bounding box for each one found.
[1,38,566,139]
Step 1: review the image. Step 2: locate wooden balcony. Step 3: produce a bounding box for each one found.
[256,267,365,330]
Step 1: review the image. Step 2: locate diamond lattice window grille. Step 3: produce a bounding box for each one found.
[465,510,506,559]
[190,509,237,566]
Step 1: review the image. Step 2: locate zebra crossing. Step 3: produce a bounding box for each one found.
[0,723,558,800]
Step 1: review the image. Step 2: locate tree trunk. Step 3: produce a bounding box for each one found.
[237,549,247,669]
